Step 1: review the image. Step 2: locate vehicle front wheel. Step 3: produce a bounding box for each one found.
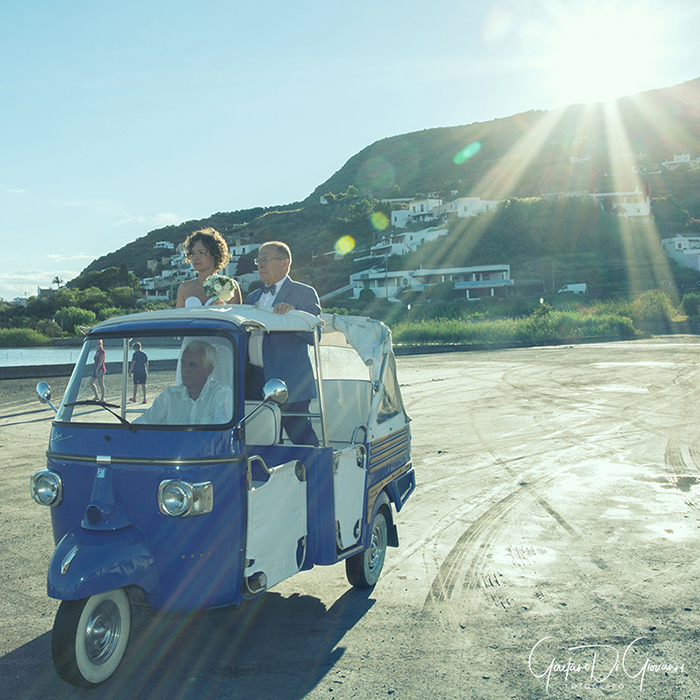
[52,588,132,687]
[346,508,388,589]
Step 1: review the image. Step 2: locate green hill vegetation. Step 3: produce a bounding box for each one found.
[3,79,700,347]
[70,78,700,292]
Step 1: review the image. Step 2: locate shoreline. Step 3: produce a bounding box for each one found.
[0,334,641,381]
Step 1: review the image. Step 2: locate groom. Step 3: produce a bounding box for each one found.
[245,241,321,446]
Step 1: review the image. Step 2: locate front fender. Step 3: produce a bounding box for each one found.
[48,526,160,601]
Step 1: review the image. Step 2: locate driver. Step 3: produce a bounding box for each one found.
[134,340,232,425]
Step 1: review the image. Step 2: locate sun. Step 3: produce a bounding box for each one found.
[532,1,671,106]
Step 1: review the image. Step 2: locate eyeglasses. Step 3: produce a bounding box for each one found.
[254,256,286,265]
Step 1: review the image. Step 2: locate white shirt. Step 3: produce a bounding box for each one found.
[134,379,233,425]
[249,276,290,367]
[258,276,289,308]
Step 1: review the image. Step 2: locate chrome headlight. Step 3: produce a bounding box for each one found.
[30,470,63,506]
[158,480,213,518]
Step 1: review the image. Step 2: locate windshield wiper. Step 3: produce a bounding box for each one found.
[65,400,137,432]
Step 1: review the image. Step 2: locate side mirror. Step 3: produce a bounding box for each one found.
[36,381,57,413]
[235,379,288,434]
[262,379,288,405]
[36,381,51,403]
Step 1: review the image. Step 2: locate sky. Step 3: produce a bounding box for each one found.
[1,0,699,302]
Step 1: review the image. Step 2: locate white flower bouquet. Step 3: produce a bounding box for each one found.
[203,274,237,302]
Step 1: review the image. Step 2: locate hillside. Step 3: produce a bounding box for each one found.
[308,78,700,204]
[81,78,700,294]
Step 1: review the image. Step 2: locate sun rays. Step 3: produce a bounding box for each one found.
[427,92,681,295]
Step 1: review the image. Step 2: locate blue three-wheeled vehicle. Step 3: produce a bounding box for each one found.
[31,306,414,687]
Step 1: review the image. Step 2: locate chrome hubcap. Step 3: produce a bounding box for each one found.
[84,600,122,665]
[368,523,384,572]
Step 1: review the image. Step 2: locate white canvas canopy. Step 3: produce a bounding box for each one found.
[94,304,324,334]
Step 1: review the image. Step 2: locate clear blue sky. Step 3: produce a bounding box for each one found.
[1,0,698,301]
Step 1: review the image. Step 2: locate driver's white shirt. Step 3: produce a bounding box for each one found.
[135,379,232,425]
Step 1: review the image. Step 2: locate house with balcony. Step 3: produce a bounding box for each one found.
[140,275,179,302]
[349,264,513,301]
[662,153,691,170]
[408,198,443,223]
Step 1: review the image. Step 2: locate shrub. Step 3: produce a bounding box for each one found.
[0,328,49,347]
[97,307,126,321]
[54,306,98,335]
[34,319,63,338]
[682,292,700,317]
[391,309,638,345]
[359,288,376,302]
[628,290,677,324]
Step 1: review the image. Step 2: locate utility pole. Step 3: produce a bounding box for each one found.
[551,258,555,293]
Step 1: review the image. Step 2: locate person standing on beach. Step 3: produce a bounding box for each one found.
[128,342,149,404]
[89,339,106,402]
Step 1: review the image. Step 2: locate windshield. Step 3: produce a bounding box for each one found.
[56,334,236,428]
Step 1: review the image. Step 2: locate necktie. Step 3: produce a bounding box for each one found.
[262,284,276,295]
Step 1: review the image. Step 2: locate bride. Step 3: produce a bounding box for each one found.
[175,227,242,308]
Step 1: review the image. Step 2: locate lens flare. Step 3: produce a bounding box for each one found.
[454,142,482,165]
[335,236,356,255]
[371,212,389,231]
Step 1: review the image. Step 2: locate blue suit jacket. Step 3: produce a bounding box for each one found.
[245,278,321,403]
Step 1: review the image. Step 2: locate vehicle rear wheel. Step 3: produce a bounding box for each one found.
[346,508,388,589]
[52,588,131,687]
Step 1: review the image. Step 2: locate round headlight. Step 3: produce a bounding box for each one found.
[31,470,62,506]
[159,480,193,517]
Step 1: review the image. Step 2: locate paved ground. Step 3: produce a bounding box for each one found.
[1,337,699,699]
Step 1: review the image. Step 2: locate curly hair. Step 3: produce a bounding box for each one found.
[184,228,231,270]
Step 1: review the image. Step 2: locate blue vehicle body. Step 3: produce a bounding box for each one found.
[35,307,414,615]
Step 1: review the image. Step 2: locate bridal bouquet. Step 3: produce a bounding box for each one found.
[203,274,237,302]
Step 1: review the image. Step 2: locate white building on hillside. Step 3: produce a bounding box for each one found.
[662,153,691,169]
[391,210,411,228]
[140,275,180,302]
[350,264,512,301]
[434,196,500,218]
[223,242,258,280]
[409,198,443,222]
[370,226,448,258]
[661,235,700,270]
[589,188,651,218]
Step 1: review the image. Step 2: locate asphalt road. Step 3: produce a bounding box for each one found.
[1,337,699,699]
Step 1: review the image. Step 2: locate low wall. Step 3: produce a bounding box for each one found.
[0,358,177,381]
[0,364,76,380]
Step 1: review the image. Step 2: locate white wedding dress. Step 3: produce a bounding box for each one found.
[184,296,214,308]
